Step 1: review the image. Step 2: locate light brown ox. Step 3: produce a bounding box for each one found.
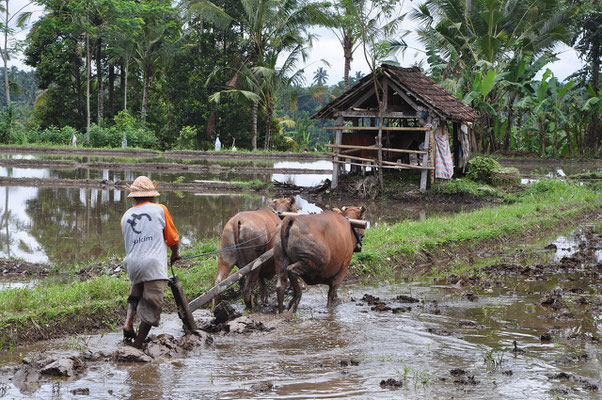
[274,206,366,313]
[216,197,298,309]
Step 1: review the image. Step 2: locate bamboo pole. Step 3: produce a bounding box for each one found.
[329,153,434,170]
[333,159,429,170]
[325,143,427,155]
[188,249,274,312]
[430,128,436,185]
[277,212,368,229]
[323,126,429,131]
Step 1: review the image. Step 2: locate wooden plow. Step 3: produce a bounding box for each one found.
[171,214,368,330]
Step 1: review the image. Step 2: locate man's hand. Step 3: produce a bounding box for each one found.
[169,243,181,264]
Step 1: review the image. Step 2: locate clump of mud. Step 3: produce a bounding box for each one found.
[380,378,403,388]
[196,301,273,335]
[357,293,417,314]
[0,259,50,276]
[10,329,212,391]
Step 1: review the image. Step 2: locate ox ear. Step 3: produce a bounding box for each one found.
[332,207,343,215]
[288,196,296,205]
[341,206,347,212]
[359,206,366,218]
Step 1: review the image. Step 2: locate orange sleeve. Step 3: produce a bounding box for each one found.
[160,204,179,246]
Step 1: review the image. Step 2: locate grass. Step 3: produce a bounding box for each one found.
[432,178,502,197]
[0,178,600,348]
[352,179,601,277]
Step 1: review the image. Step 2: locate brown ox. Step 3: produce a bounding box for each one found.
[274,206,366,313]
[216,197,298,309]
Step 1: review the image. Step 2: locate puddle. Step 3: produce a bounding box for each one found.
[272,160,333,187]
[0,279,37,291]
[1,225,601,399]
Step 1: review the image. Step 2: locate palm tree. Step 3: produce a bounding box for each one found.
[198,0,327,149]
[410,0,571,152]
[0,0,34,104]
[327,0,363,91]
[312,66,328,86]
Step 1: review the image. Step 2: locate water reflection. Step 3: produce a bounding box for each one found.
[272,160,332,187]
[1,185,268,266]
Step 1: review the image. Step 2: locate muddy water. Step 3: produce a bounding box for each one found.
[2,274,600,399]
[0,182,475,265]
[499,159,602,179]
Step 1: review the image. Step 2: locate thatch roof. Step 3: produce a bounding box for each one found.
[312,64,476,122]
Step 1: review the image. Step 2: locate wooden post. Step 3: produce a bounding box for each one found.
[188,249,274,312]
[430,127,435,185]
[377,81,388,189]
[332,116,344,188]
[420,123,432,192]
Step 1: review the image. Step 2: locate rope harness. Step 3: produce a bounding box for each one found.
[172,211,364,275]
[345,216,364,253]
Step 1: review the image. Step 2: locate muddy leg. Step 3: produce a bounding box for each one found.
[327,284,340,308]
[327,269,347,308]
[287,270,303,314]
[277,256,290,314]
[259,277,268,305]
[243,268,261,310]
[133,322,152,349]
[123,299,138,340]
[213,258,234,312]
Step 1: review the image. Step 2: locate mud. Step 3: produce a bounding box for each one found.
[0,259,50,276]
[164,150,328,161]
[0,157,332,175]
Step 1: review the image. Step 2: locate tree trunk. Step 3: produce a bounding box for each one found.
[264,103,272,150]
[585,23,600,153]
[565,123,573,156]
[123,59,129,111]
[502,95,515,152]
[343,34,353,91]
[552,116,558,156]
[96,37,103,126]
[539,119,546,157]
[86,32,91,142]
[108,64,115,118]
[141,71,149,123]
[3,0,9,104]
[252,101,258,151]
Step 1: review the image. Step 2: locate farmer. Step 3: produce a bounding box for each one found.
[121,176,181,348]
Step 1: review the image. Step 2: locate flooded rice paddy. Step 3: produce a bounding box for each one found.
[0,150,600,399]
[1,226,601,399]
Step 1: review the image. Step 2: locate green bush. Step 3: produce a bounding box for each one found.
[466,156,502,182]
[0,104,14,144]
[87,124,121,148]
[31,125,85,145]
[175,126,197,149]
[529,179,568,193]
[124,127,158,148]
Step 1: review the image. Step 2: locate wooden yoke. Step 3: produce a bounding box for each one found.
[277,212,368,229]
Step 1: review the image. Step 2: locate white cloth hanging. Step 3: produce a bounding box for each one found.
[435,126,454,179]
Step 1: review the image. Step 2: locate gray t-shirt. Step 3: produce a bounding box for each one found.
[121,202,179,284]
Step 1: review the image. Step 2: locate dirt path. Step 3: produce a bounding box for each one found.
[0,157,332,175]
[164,150,329,161]
[0,146,329,161]
[0,145,158,157]
[0,176,332,196]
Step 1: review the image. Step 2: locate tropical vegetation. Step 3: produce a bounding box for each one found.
[0,0,598,156]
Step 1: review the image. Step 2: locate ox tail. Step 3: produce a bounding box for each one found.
[234,217,243,265]
[280,216,295,262]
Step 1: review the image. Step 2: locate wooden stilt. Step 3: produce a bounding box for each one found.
[420,126,432,192]
[332,116,344,188]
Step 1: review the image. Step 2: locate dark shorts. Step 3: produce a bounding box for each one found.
[129,280,167,327]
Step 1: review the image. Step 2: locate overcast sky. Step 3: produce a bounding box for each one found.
[9,0,583,86]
